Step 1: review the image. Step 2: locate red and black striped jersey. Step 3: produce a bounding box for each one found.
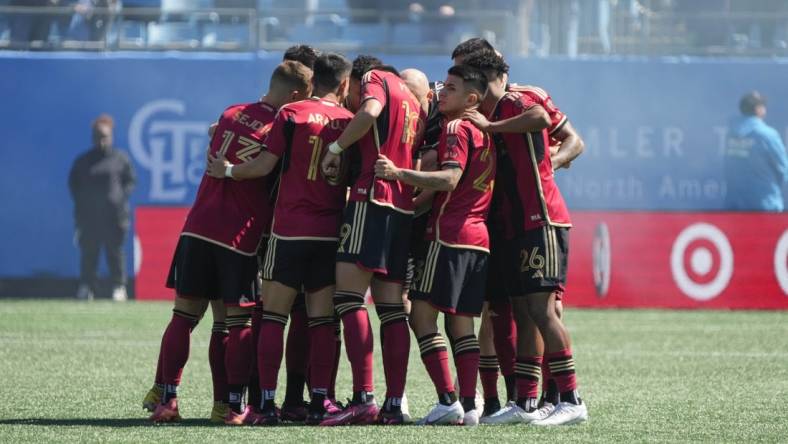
[182,101,277,255]
[425,119,495,252]
[507,84,568,146]
[491,92,571,234]
[349,69,425,213]
[264,97,352,239]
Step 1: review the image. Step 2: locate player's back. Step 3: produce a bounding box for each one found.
[507,84,567,145]
[183,102,277,254]
[427,119,495,252]
[268,98,353,239]
[352,69,425,213]
[493,92,570,231]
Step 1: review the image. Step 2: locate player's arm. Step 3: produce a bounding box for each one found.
[463,105,550,134]
[375,154,461,192]
[550,120,585,170]
[336,99,383,152]
[206,149,279,180]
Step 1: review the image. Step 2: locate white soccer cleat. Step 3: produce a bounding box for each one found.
[416,401,464,425]
[112,285,128,302]
[76,284,94,301]
[478,402,544,425]
[462,408,480,426]
[535,401,556,420]
[401,393,411,423]
[531,401,588,426]
[474,389,484,417]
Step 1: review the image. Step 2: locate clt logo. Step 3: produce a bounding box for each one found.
[129,100,210,202]
[592,222,611,298]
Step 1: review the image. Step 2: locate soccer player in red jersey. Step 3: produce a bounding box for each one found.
[462,49,588,426]
[318,56,425,426]
[145,61,312,424]
[376,64,494,426]
[208,52,355,426]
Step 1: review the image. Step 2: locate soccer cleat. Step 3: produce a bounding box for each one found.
[534,401,556,420]
[255,408,280,426]
[377,409,406,425]
[224,405,263,426]
[478,402,543,425]
[319,399,379,426]
[324,398,344,416]
[416,402,464,426]
[462,409,480,426]
[112,285,128,302]
[400,394,411,423]
[149,399,181,423]
[305,411,325,426]
[142,385,163,412]
[209,401,229,423]
[280,402,308,422]
[481,398,502,417]
[531,401,588,426]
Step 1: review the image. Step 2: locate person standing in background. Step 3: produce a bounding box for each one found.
[69,114,136,301]
[724,91,788,211]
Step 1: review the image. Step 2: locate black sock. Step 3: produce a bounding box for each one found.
[545,379,560,405]
[438,391,457,406]
[284,372,306,406]
[309,391,327,414]
[162,384,177,403]
[461,396,476,413]
[517,396,538,413]
[351,391,374,405]
[504,374,516,401]
[383,397,402,413]
[227,384,245,413]
[559,389,580,405]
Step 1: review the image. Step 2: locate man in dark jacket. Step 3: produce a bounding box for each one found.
[69,114,136,301]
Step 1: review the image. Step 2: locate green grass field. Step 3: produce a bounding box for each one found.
[0,300,786,443]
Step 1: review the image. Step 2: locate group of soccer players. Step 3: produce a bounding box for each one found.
[141,37,588,427]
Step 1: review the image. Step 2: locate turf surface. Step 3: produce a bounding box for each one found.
[0,300,786,442]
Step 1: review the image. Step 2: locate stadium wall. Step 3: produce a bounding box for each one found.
[0,53,786,307]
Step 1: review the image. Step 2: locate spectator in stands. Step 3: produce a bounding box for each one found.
[68,115,136,301]
[9,0,75,47]
[723,92,788,211]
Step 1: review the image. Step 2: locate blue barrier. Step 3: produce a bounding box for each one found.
[0,52,787,277]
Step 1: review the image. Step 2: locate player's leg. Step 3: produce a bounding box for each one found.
[246,300,262,415]
[281,292,310,421]
[105,223,128,301]
[304,284,338,424]
[76,230,100,300]
[477,304,501,416]
[511,300,545,415]
[539,293,564,410]
[447,314,480,425]
[208,300,229,423]
[490,298,518,404]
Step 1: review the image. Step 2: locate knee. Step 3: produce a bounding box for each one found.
[333,290,365,318]
[226,305,253,329]
[375,302,407,330]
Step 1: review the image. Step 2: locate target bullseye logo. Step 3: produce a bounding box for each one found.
[592,222,611,298]
[671,223,733,301]
[775,229,788,295]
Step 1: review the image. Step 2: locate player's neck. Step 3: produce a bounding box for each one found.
[444,109,463,121]
[260,93,287,109]
[312,88,340,104]
[481,91,502,115]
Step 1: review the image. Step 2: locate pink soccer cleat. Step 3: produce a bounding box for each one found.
[149,399,181,423]
[319,400,379,426]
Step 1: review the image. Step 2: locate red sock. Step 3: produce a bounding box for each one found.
[335,291,374,393]
[225,316,254,386]
[248,306,262,409]
[546,349,578,392]
[479,355,499,399]
[417,333,454,395]
[161,312,197,385]
[515,356,543,399]
[453,335,480,399]
[257,311,288,391]
[490,299,517,378]
[286,306,309,379]
[328,318,341,399]
[376,304,409,398]
[209,322,229,402]
[308,317,337,392]
[154,343,163,385]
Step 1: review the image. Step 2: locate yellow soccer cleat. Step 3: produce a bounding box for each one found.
[142,385,163,412]
[210,401,230,423]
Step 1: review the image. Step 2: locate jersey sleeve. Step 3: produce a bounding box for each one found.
[262,108,292,158]
[439,119,469,170]
[361,70,388,107]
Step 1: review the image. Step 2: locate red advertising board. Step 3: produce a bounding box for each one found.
[135,207,788,308]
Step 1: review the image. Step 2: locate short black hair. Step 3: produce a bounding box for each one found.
[739,91,766,116]
[447,64,488,98]
[351,54,383,80]
[283,44,321,69]
[461,49,509,80]
[312,52,352,91]
[451,37,494,60]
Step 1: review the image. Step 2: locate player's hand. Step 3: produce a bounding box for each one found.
[322,151,341,181]
[206,152,230,178]
[462,109,491,132]
[374,154,399,180]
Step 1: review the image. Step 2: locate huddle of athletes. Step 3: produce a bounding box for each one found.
[142,38,587,427]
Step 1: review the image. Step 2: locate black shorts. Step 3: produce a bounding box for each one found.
[261,236,337,293]
[505,225,569,297]
[166,235,259,307]
[336,200,412,282]
[409,241,489,317]
[485,236,510,303]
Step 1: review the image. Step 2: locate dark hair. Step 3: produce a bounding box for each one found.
[313,52,352,91]
[270,60,312,93]
[461,49,509,80]
[283,44,321,69]
[739,91,766,116]
[351,54,383,80]
[447,64,488,98]
[451,37,494,60]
